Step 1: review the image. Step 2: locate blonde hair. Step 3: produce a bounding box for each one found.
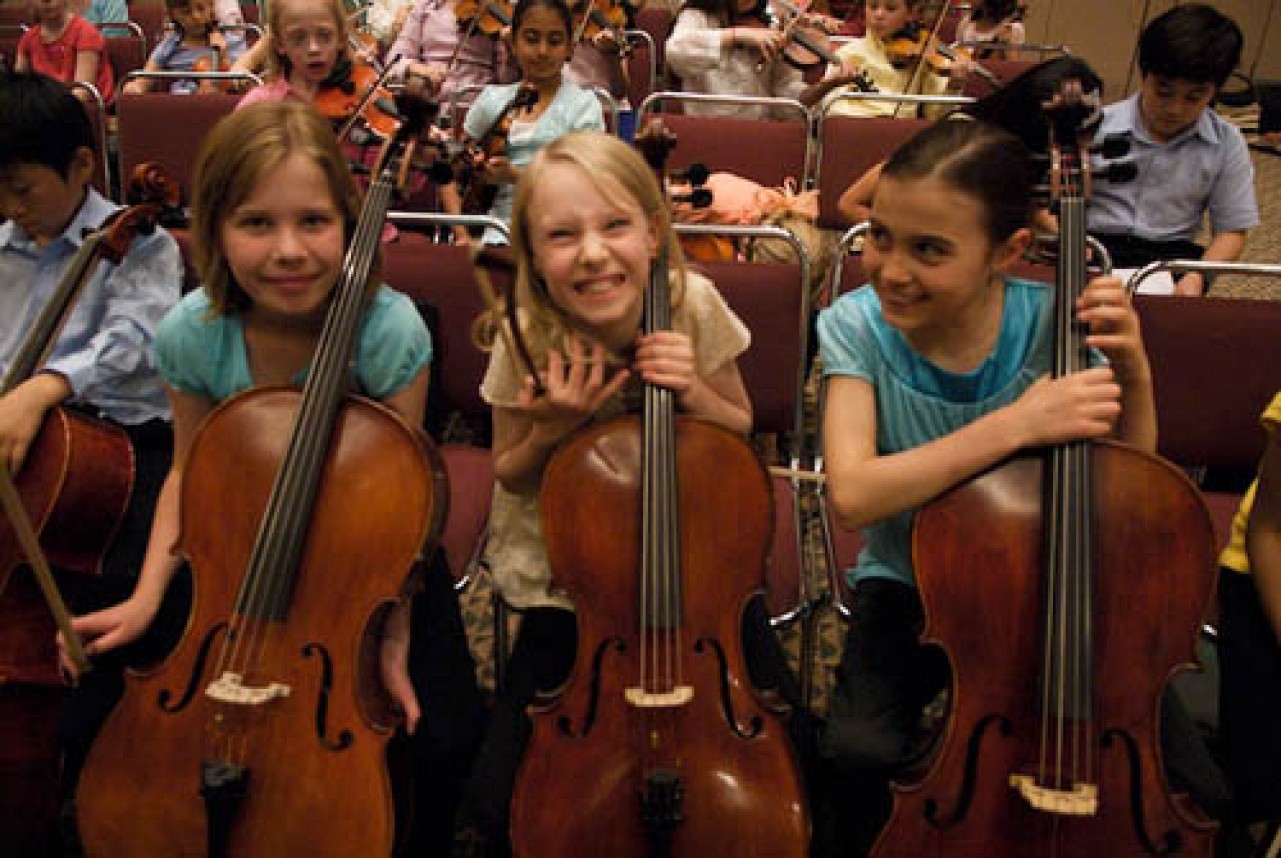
[263,0,350,80]
[474,130,689,362]
[190,100,377,315]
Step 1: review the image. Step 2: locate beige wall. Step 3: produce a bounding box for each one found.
[1023,0,1281,99]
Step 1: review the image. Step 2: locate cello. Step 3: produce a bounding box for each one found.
[75,96,448,856]
[509,122,809,857]
[0,166,176,849]
[870,81,1218,857]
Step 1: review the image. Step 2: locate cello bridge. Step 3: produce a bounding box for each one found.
[624,685,694,708]
[1009,774,1099,815]
[206,671,292,706]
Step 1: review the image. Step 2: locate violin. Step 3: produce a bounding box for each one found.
[314,55,403,143]
[458,83,538,214]
[870,80,1218,858]
[737,0,841,71]
[192,41,235,93]
[77,94,449,857]
[883,19,969,75]
[453,0,514,39]
[0,164,178,849]
[508,121,809,857]
[571,0,634,52]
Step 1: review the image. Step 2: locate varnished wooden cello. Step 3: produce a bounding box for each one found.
[871,81,1218,857]
[0,167,176,850]
[509,123,809,857]
[75,98,448,857]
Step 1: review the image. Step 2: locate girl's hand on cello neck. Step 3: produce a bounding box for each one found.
[634,330,753,434]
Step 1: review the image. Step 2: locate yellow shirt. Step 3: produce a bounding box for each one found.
[1219,391,1281,574]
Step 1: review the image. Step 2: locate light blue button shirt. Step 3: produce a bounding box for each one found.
[0,187,180,425]
[1087,93,1259,243]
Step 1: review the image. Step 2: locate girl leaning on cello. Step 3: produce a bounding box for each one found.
[812,118,1158,855]
[455,129,808,855]
[60,101,485,855]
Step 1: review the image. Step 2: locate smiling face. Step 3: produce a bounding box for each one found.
[525,160,658,350]
[510,3,572,88]
[219,151,345,325]
[275,0,343,88]
[1138,73,1215,143]
[864,173,1025,356]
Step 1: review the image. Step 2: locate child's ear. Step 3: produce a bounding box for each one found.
[68,146,96,187]
[994,225,1033,272]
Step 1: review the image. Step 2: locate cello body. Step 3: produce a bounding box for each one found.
[872,444,1218,857]
[511,415,809,857]
[0,407,133,845]
[77,389,446,857]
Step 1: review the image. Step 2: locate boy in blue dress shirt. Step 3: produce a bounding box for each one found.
[1087,4,1258,296]
[0,70,183,850]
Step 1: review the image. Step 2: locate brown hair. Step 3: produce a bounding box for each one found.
[189,100,376,315]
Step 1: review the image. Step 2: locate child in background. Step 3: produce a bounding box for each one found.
[836,56,1103,227]
[0,70,181,851]
[386,0,513,102]
[955,0,1025,59]
[1088,3,1257,296]
[462,0,605,242]
[14,0,115,107]
[806,0,950,118]
[234,0,350,107]
[665,0,805,119]
[123,0,242,94]
[62,101,485,855]
[815,118,1155,854]
[1216,391,1281,853]
[455,129,801,855]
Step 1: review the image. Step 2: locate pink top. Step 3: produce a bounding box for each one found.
[18,16,115,107]
[386,0,513,101]
[234,77,307,109]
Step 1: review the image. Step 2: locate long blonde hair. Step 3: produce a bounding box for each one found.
[473,131,689,364]
[190,100,377,315]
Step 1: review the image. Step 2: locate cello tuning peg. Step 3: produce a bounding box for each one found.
[1100,161,1137,183]
[672,163,710,186]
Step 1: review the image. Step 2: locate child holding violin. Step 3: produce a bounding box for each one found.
[456,128,805,856]
[13,0,115,108]
[386,0,516,101]
[813,118,1158,855]
[0,70,182,851]
[462,0,605,242]
[955,0,1025,59]
[234,0,355,109]
[61,100,487,855]
[812,0,951,118]
[665,0,807,119]
[1219,391,1281,850]
[122,0,244,95]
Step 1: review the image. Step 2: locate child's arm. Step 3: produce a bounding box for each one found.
[837,160,883,226]
[799,56,870,108]
[0,373,73,474]
[61,387,212,675]
[1077,276,1156,452]
[376,364,431,733]
[1174,229,1247,297]
[122,57,163,94]
[73,47,103,90]
[1247,423,1281,643]
[492,335,630,493]
[634,330,751,434]
[823,367,1124,531]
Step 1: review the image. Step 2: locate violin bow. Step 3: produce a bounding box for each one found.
[892,0,952,118]
[336,53,402,143]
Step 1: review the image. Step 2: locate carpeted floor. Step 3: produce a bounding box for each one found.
[1212,111,1281,298]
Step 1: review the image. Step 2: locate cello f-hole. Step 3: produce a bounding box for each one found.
[301,641,354,751]
[158,621,228,713]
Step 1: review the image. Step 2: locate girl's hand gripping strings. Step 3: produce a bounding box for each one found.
[516,333,630,446]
